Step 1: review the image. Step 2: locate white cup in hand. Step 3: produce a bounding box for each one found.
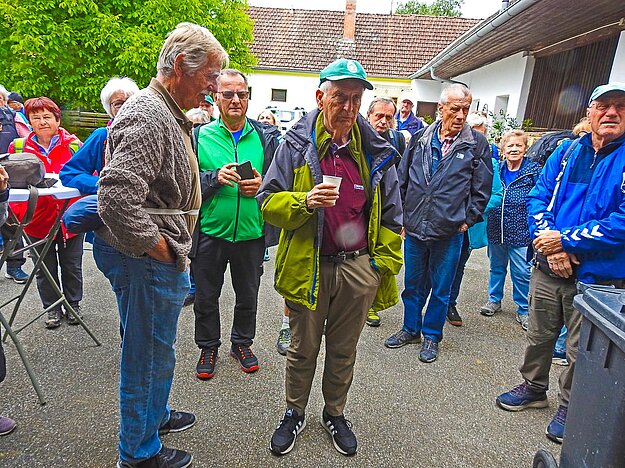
[322,175,341,206]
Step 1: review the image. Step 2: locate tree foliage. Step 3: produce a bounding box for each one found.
[0,0,255,111]
[395,0,463,16]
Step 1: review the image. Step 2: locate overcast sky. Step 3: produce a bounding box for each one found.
[248,0,505,19]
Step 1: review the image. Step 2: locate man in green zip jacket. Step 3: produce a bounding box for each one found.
[258,59,403,457]
[192,69,281,380]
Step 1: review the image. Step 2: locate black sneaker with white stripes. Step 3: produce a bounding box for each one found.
[321,409,357,456]
[269,408,306,455]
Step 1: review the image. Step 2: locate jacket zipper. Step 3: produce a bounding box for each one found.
[232,142,240,242]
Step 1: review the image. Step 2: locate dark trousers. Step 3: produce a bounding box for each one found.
[192,233,264,349]
[449,232,471,306]
[0,339,6,383]
[1,223,26,269]
[31,232,85,311]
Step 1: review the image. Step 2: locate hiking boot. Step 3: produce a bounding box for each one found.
[546,405,567,444]
[158,410,196,436]
[321,409,357,456]
[269,408,306,456]
[5,267,29,284]
[516,312,529,331]
[552,351,569,367]
[384,329,421,348]
[66,305,82,325]
[480,301,502,317]
[230,344,259,373]
[418,337,439,363]
[366,308,381,327]
[276,327,291,356]
[45,309,62,329]
[0,416,16,436]
[496,382,548,411]
[182,293,195,308]
[196,347,218,380]
[116,446,192,468]
[446,305,462,327]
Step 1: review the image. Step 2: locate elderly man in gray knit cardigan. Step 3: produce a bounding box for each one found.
[94,23,228,468]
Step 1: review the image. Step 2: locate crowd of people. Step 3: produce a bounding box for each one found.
[0,21,624,468]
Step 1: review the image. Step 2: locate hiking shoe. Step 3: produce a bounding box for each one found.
[5,267,29,284]
[321,409,357,456]
[546,405,567,444]
[496,382,548,411]
[276,327,291,356]
[384,329,421,348]
[66,305,82,325]
[263,249,270,262]
[196,347,218,380]
[516,312,529,331]
[269,408,306,456]
[182,293,195,308]
[230,344,259,373]
[480,301,502,317]
[45,309,62,329]
[366,308,381,327]
[418,337,439,363]
[158,410,196,436]
[117,446,192,468]
[446,305,462,327]
[0,416,16,436]
[552,352,569,367]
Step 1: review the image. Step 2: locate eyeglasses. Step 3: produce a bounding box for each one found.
[217,91,249,100]
[593,102,625,112]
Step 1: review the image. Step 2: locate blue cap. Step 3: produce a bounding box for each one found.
[588,83,625,106]
[319,59,373,90]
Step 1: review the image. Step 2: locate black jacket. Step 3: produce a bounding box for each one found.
[398,122,492,241]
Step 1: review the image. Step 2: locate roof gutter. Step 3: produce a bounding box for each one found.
[409,0,540,80]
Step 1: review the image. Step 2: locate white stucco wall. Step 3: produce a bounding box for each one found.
[451,52,532,123]
[609,31,625,82]
[246,70,410,121]
[411,78,445,104]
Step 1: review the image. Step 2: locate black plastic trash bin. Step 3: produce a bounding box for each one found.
[534,286,625,468]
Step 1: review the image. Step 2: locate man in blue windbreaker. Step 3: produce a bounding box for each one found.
[495,82,625,444]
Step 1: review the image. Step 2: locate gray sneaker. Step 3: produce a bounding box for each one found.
[276,327,291,356]
[516,312,529,331]
[480,302,502,317]
[45,309,61,329]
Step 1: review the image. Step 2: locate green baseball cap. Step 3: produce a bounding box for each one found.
[319,59,373,90]
[204,94,214,105]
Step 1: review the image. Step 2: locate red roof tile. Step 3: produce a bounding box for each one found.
[248,6,479,79]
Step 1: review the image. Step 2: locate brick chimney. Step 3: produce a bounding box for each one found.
[343,0,356,41]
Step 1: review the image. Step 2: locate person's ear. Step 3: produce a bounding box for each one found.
[316,89,324,110]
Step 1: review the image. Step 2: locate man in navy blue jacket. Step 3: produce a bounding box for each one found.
[496,83,625,444]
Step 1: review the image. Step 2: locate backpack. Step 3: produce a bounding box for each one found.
[0,107,18,154]
[526,130,575,167]
[0,152,46,188]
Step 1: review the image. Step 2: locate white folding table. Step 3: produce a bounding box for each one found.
[0,178,101,404]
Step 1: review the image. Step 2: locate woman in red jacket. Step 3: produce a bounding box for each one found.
[9,97,84,329]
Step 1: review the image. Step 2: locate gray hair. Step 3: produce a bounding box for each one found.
[466,111,487,128]
[0,85,8,100]
[185,107,211,124]
[157,22,228,78]
[100,77,140,117]
[439,83,472,104]
[367,97,397,116]
[217,69,248,87]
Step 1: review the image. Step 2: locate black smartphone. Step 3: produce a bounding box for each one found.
[236,160,254,180]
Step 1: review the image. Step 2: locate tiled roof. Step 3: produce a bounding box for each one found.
[248,7,479,79]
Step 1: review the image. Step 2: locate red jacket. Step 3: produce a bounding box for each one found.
[8,128,82,239]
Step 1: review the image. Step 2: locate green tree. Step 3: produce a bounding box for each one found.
[395,0,463,16]
[0,0,255,111]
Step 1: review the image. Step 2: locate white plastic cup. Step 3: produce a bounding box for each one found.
[322,175,341,206]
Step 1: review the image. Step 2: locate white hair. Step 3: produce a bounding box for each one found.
[0,85,8,100]
[185,107,211,124]
[466,112,487,128]
[157,22,228,78]
[100,77,140,117]
[439,83,472,104]
[319,81,333,93]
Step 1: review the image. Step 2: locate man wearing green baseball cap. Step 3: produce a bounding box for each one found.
[199,93,216,121]
[259,58,403,457]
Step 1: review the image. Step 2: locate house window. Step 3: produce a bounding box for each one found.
[494,95,509,118]
[272,89,287,102]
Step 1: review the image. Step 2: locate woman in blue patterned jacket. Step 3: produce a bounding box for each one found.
[481,129,540,331]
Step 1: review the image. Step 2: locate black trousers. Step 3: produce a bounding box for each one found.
[192,233,264,349]
[31,232,85,311]
[0,339,5,383]
[1,223,26,269]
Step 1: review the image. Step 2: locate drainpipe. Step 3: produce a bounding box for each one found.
[430,67,467,86]
[501,0,510,11]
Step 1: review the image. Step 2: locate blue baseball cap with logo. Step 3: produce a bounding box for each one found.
[588,82,625,106]
[319,59,373,90]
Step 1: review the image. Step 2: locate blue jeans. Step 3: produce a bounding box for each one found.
[554,325,567,355]
[487,244,530,315]
[93,236,189,463]
[402,233,463,342]
[449,232,471,307]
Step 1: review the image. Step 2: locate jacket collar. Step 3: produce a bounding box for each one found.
[148,78,193,135]
[420,121,476,148]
